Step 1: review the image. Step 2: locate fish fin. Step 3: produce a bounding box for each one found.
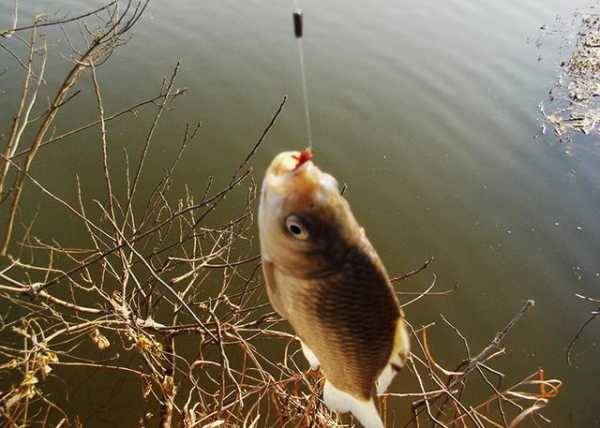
[375,363,396,395]
[323,380,383,428]
[300,340,320,370]
[261,260,287,318]
[377,316,410,395]
[375,353,406,395]
[394,315,411,364]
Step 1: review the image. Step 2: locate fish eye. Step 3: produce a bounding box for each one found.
[285,215,309,240]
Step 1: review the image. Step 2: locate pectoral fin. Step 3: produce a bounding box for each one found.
[262,260,288,319]
[301,340,320,370]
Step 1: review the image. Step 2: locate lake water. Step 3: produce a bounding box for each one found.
[1,0,600,426]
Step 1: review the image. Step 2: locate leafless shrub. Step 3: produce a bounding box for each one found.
[0,2,561,427]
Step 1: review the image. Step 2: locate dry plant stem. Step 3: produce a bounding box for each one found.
[566,302,600,366]
[90,60,116,225]
[400,300,539,428]
[90,58,135,312]
[34,170,251,294]
[0,1,117,37]
[34,94,286,293]
[159,334,176,428]
[1,1,149,255]
[124,62,181,234]
[0,27,46,199]
[0,26,33,195]
[8,0,18,38]
[408,357,449,428]
[0,154,114,243]
[230,95,288,183]
[435,300,536,423]
[8,89,187,161]
[454,299,536,380]
[94,205,218,342]
[391,256,434,283]
[400,274,437,309]
[446,370,558,426]
[2,42,87,254]
[0,40,29,72]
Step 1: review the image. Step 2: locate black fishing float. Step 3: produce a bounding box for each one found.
[293,7,313,150]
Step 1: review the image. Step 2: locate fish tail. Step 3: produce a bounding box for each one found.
[323,380,384,428]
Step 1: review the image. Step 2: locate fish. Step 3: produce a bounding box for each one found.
[258,149,410,428]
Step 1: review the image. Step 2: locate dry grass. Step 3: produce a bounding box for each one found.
[0,2,561,427]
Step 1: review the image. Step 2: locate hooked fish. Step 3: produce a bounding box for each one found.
[258,150,410,428]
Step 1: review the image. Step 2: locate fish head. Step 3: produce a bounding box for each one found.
[259,151,362,278]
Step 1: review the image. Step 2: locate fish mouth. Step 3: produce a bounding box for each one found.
[263,151,340,201]
[261,151,320,212]
[268,151,313,178]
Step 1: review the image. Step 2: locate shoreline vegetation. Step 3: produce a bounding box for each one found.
[0,2,562,426]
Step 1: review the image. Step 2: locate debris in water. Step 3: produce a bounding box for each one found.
[541,13,600,139]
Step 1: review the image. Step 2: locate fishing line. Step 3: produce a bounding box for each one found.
[292,4,313,150]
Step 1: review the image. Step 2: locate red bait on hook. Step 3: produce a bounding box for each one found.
[292,149,313,171]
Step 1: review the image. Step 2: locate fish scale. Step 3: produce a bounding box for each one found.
[282,243,400,399]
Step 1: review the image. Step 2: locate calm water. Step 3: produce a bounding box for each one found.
[1,0,600,426]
